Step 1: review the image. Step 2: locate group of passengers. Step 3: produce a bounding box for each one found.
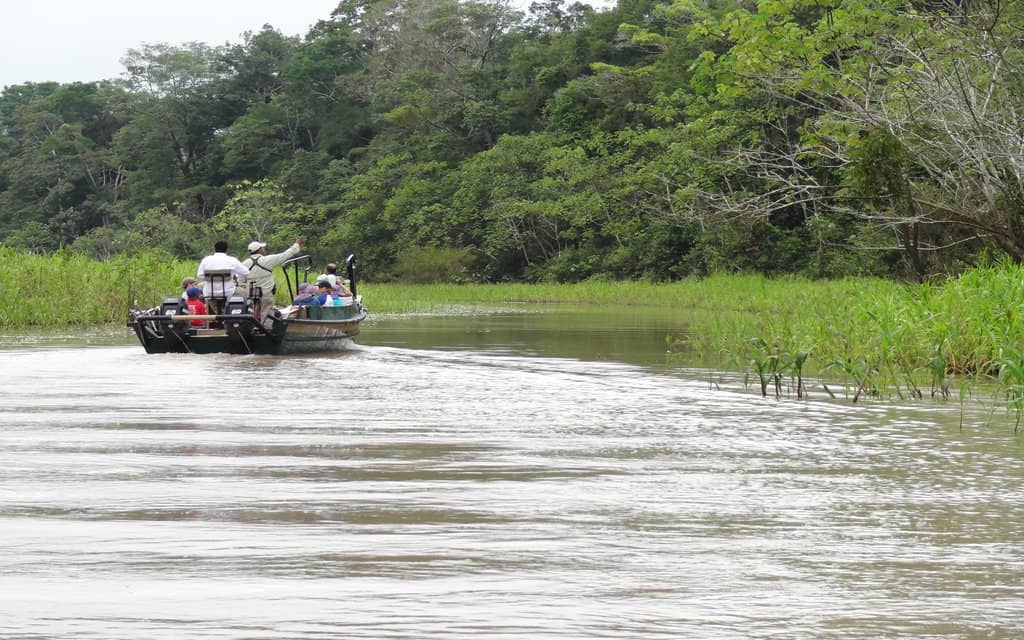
[292,278,349,307]
[186,238,351,326]
[289,261,352,307]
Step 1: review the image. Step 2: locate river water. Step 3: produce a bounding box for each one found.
[1,307,1023,639]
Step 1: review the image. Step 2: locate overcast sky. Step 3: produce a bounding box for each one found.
[1,0,615,90]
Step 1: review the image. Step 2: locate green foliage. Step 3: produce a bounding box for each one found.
[4,221,57,252]
[387,246,473,283]
[222,103,291,178]
[844,128,909,201]
[2,0,1022,285]
[0,247,192,327]
[210,179,312,251]
[72,205,212,259]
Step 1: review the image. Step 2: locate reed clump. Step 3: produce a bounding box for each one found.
[0,248,192,327]
[649,262,1024,409]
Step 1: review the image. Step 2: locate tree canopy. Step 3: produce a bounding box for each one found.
[1,0,1020,282]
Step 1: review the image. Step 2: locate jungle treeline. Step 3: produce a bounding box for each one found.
[1,0,1021,283]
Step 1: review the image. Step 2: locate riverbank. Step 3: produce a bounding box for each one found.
[4,248,1024,406]
[374,270,1024,404]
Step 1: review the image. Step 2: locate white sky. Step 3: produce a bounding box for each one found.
[1,0,615,90]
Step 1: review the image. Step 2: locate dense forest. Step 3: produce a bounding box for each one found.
[1,0,1021,283]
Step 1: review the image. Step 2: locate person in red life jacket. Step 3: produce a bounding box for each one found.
[185,287,207,327]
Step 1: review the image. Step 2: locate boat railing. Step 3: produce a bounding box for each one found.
[345,254,358,297]
[281,253,359,299]
[281,254,314,302]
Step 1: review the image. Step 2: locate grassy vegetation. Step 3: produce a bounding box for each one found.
[7,247,1024,417]
[365,265,1024,417]
[0,248,191,327]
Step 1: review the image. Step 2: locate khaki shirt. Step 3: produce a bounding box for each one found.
[241,243,301,294]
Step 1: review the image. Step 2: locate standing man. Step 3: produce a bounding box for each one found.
[243,236,305,324]
[197,240,250,315]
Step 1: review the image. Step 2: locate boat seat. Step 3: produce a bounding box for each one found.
[202,268,237,316]
[202,269,236,298]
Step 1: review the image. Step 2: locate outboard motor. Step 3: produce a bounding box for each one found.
[161,296,187,315]
[224,295,259,354]
[225,295,251,316]
[159,296,191,353]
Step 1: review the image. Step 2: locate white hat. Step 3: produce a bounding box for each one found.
[247,241,267,252]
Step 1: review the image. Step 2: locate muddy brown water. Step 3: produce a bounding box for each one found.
[1,307,1022,638]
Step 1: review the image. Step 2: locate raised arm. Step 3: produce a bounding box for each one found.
[263,236,306,269]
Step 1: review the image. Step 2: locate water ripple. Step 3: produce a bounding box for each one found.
[1,341,1022,638]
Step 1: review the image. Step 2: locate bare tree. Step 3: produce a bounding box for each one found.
[660,0,1024,276]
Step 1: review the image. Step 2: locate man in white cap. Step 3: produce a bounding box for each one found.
[242,236,305,324]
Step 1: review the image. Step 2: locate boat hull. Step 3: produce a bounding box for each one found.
[129,303,367,355]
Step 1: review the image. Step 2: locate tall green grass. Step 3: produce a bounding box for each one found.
[0,248,193,327]
[366,265,1024,413]
[363,275,888,314]
[1,247,329,326]
[641,263,1024,408]
[6,247,1024,411]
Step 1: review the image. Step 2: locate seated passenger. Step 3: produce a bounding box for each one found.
[185,287,208,327]
[180,277,201,300]
[315,263,340,286]
[315,280,336,306]
[293,283,319,306]
[316,262,353,296]
[332,280,353,297]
